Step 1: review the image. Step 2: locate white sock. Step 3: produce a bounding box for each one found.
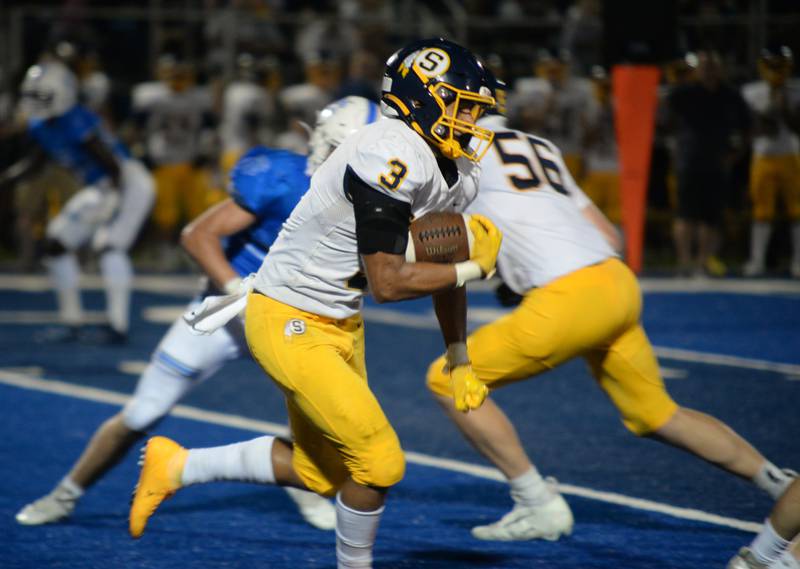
[774,549,800,569]
[792,222,800,266]
[509,466,552,507]
[754,462,794,500]
[99,250,132,333]
[57,476,84,499]
[749,222,772,267]
[751,519,790,564]
[46,253,83,325]
[181,436,276,486]
[336,493,384,569]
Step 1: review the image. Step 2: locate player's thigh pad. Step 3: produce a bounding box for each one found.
[152,163,189,230]
[122,309,246,431]
[245,293,405,495]
[778,155,800,220]
[428,258,641,396]
[96,159,155,251]
[46,186,108,250]
[584,323,678,435]
[749,156,779,221]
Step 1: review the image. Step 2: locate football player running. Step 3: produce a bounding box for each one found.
[129,38,502,569]
[424,76,796,542]
[741,44,800,278]
[0,61,154,343]
[15,96,381,531]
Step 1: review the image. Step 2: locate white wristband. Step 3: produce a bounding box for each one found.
[223,277,243,295]
[454,261,482,288]
[446,342,470,367]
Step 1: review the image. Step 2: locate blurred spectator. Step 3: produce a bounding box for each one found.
[582,66,621,228]
[560,0,603,75]
[512,47,592,180]
[276,50,340,153]
[130,55,221,268]
[664,49,751,276]
[219,53,279,181]
[741,44,800,278]
[333,49,381,102]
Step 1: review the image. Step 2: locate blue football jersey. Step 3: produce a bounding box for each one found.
[28,104,129,185]
[226,147,310,276]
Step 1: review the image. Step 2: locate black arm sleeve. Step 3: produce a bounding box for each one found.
[343,165,412,255]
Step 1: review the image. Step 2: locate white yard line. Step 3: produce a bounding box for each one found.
[0,369,760,534]
[0,273,799,295]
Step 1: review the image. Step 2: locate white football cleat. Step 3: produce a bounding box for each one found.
[284,487,336,530]
[16,487,78,525]
[471,492,574,542]
[726,548,769,569]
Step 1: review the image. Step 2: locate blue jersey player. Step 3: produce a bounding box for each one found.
[14,95,380,530]
[0,61,155,343]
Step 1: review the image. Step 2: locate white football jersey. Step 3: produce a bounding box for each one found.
[253,118,480,319]
[132,83,212,165]
[467,120,615,293]
[741,79,800,156]
[220,81,275,153]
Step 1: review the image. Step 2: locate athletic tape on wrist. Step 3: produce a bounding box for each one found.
[454,261,482,287]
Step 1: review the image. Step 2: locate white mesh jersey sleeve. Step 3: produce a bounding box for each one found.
[466,125,615,292]
[346,120,432,207]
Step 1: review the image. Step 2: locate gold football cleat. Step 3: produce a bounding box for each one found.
[129,436,188,539]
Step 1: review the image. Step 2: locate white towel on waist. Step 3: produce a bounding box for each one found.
[183,274,255,335]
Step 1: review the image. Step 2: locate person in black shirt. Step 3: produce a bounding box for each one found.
[665,50,750,276]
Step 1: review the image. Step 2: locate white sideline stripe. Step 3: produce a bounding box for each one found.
[360,307,800,376]
[0,311,107,324]
[1,274,799,295]
[0,369,760,534]
[653,347,800,376]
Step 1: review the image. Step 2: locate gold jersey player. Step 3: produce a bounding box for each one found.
[129,38,502,568]
[425,88,796,542]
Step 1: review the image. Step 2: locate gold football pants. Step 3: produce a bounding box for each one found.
[749,154,800,222]
[245,292,405,496]
[427,258,678,435]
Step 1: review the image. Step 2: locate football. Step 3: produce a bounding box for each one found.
[406,211,473,264]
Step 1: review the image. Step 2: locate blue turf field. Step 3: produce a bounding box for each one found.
[1,277,798,568]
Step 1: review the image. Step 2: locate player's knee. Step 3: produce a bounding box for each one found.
[620,401,679,437]
[121,393,172,432]
[353,438,405,489]
[99,249,132,285]
[426,355,453,397]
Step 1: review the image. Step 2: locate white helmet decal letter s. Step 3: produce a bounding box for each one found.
[413,48,451,78]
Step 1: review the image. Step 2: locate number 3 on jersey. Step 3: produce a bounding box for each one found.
[378,158,408,191]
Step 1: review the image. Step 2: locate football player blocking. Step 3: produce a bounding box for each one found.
[15,96,382,531]
[130,38,502,569]
[0,61,155,343]
[422,84,796,541]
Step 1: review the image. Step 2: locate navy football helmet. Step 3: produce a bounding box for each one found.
[381,38,495,161]
[759,43,793,86]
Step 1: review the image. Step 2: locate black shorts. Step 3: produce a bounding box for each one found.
[675,166,727,224]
